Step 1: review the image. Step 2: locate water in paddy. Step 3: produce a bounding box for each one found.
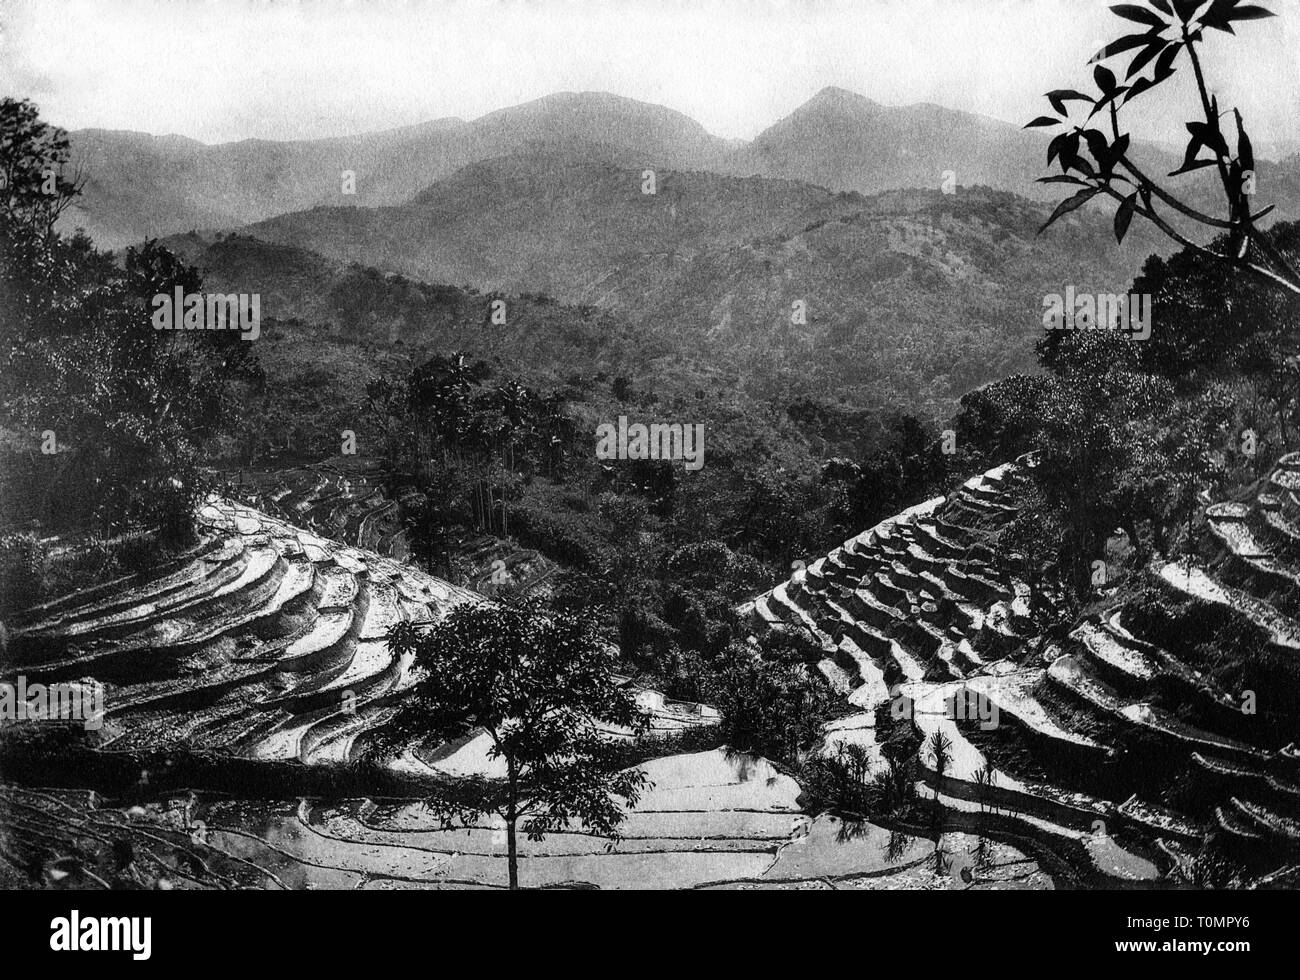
[194,749,1053,890]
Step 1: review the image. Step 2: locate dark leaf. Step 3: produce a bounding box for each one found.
[1228,159,1245,211]
[1200,0,1238,31]
[1150,0,1174,12]
[1083,129,1111,164]
[1090,33,1158,63]
[1025,115,1061,129]
[1231,5,1276,21]
[1094,64,1118,93]
[1169,157,1217,176]
[1235,109,1254,171]
[1124,75,1158,102]
[1171,0,1206,20]
[1126,38,1169,77]
[1040,187,1100,233]
[1047,132,1069,165]
[1061,132,1082,172]
[1050,131,1083,172]
[1110,3,1169,27]
[1036,175,1090,185]
[1046,89,1094,115]
[1087,86,1129,120]
[1125,43,1180,103]
[1114,192,1138,242]
[1188,118,1229,158]
[1170,131,1208,176]
[1153,40,1182,75]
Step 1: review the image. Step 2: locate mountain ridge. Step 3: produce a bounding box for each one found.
[64,84,1300,256]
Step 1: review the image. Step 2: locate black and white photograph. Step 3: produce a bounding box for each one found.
[1,0,1298,955]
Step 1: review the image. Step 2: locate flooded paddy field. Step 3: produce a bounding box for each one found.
[1,750,1052,890]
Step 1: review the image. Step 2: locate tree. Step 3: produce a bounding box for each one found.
[1163,390,1230,561]
[957,328,1183,595]
[732,468,823,564]
[1120,227,1300,383]
[0,97,82,231]
[362,376,411,474]
[393,354,563,538]
[1029,0,1299,296]
[1015,371,1126,594]
[956,375,1060,463]
[384,598,650,889]
[404,490,456,580]
[0,98,257,540]
[999,488,1069,618]
[823,413,953,533]
[707,641,835,761]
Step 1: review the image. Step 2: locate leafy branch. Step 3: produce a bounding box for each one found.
[1027,0,1300,296]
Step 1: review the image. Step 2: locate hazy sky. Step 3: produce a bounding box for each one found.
[3,0,1298,148]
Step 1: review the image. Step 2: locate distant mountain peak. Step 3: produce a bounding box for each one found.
[523,90,663,109]
[799,86,880,112]
[810,85,873,103]
[476,90,712,129]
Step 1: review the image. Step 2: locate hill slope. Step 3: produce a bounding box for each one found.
[237,160,1162,414]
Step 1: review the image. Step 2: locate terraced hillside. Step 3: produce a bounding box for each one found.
[742,453,1300,887]
[2,498,1054,889]
[5,498,484,765]
[3,494,706,768]
[11,456,1299,887]
[225,457,556,595]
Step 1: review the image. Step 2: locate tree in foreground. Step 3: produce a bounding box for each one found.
[385,598,650,889]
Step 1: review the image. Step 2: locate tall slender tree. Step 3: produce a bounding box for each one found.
[384,599,650,889]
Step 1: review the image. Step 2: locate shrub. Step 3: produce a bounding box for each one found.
[706,644,836,762]
[509,504,608,570]
[802,742,874,814]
